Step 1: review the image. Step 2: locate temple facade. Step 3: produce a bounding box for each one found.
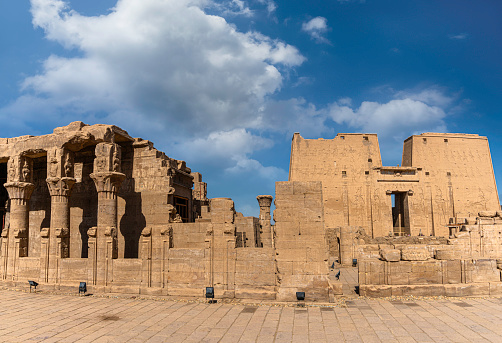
[1,123,501,300]
[289,132,500,238]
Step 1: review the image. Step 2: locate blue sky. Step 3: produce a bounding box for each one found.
[1,0,501,216]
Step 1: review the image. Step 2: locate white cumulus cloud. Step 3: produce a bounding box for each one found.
[302,17,330,44]
[327,87,455,162]
[24,0,305,138]
[171,128,285,180]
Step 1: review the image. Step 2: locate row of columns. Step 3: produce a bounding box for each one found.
[1,142,125,284]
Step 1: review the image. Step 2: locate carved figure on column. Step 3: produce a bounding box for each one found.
[4,155,35,257]
[90,142,125,252]
[89,142,125,284]
[45,148,76,262]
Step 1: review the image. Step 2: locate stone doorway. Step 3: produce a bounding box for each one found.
[391,191,410,236]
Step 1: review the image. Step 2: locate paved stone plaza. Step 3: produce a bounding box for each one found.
[0,289,502,342]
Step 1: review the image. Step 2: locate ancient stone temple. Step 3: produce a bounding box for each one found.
[289,132,499,238]
[0,122,333,301]
[289,132,502,297]
[1,123,502,300]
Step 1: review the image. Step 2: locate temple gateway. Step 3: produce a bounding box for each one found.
[0,122,501,300]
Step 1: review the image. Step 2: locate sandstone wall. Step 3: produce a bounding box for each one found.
[359,258,502,297]
[289,133,382,233]
[274,181,329,301]
[402,133,500,235]
[235,248,276,299]
[289,132,500,238]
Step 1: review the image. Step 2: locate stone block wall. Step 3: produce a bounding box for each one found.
[235,248,276,299]
[274,181,329,301]
[359,256,502,297]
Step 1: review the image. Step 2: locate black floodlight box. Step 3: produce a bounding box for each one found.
[296,292,305,301]
[79,282,87,295]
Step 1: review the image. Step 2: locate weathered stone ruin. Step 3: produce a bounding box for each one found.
[290,132,502,297]
[0,122,333,301]
[1,123,501,300]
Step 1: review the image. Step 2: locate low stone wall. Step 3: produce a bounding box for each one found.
[359,258,502,297]
[235,248,276,299]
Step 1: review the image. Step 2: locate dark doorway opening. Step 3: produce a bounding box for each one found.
[391,192,410,236]
[174,196,189,222]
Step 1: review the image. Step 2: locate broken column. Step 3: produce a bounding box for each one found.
[89,142,125,287]
[42,148,76,283]
[2,156,34,281]
[257,195,273,248]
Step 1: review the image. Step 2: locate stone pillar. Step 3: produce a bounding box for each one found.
[89,142,125,288]
[41,148,76,284]
[209,198,236,298]
[160,226,172,293]
[339,226,354,266]
[140,227,152,290]
[257,195,273,248]
[2,156,34,281]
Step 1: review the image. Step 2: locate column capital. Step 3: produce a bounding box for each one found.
[256,195,273,208]
[46,177,76,197]
[4,182,35,201]
[90,172,126,194]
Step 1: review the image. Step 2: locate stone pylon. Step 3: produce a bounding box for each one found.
[89,142,125,287]
[257,195,273,248]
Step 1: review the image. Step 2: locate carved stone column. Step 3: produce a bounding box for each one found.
[257,195,273,248]
[89,142,125,288]
[46,178,75,249]
[40,148,77,284]
[90,172,125,230]
[2,156,34,281]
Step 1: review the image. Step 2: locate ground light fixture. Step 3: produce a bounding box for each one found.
[296,291,305,307]
[79,282,87,295]
[205,287,215,303]
[28,280,38,293]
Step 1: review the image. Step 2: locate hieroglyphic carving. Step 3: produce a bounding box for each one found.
[94,142,121,173]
